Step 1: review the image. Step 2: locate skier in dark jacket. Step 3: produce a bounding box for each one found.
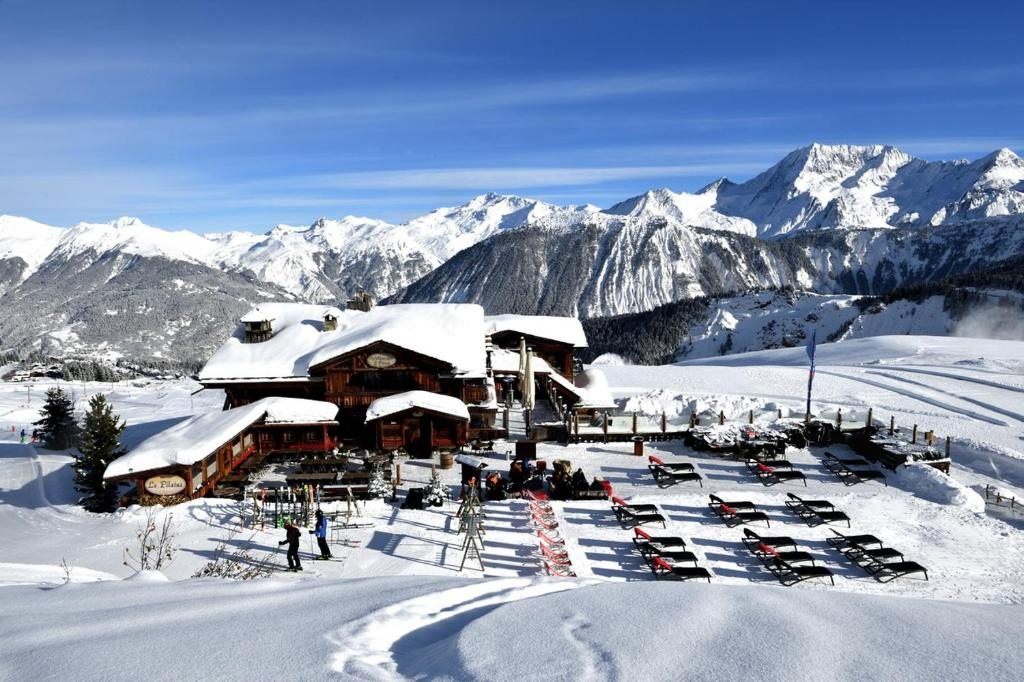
[310,509,332,559]
[278,521,302,570]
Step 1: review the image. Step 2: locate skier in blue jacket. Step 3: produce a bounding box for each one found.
[310,509,332,559]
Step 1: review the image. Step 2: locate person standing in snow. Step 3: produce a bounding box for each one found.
[278,521,302,571]
[20,428,26,444]
[310,509,332,560]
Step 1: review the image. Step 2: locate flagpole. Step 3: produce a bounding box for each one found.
[805,330,816,423]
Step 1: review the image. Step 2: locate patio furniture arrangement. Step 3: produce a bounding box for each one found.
[647,455,704,488]
[827,530,929,582]
[823,452,888,486]
[784,492,852,527]
[745,459,808,487]
[708,494,771,527]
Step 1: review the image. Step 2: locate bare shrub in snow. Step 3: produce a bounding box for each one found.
[123,508,178,571]
[191,531,275,580]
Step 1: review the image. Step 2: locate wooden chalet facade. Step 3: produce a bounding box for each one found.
[199,304,501,456]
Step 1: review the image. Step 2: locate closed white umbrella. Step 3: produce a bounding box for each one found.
[518,337,527,380]
[522,349,535,412]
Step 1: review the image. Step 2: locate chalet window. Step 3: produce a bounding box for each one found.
[348,370,420,392]
[282,431,294,444]
[305,430,318,443]
[259,431,271,442]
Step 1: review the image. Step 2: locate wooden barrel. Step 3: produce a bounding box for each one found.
[439,452,454,470]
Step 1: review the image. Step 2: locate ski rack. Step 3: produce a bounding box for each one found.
[457,486,486,571]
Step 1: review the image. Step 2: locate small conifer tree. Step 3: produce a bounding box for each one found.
[34,387,79,450]
[74,394,127,512]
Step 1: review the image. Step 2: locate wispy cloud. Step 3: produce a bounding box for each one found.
[291,163,769,191]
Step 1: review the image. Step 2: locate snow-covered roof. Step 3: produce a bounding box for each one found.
[364,390,470,422]
[573,368,615,409]
[104,397,338,479]
[485,314,588,348]
[199,303,487,382]
[544,366,616,409]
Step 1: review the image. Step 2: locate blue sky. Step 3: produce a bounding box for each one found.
[1,0,1022,232]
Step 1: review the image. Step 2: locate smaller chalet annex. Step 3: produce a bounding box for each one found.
[104,397,338,504]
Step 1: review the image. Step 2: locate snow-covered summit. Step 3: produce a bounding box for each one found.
[51,216,219,265]
[605,187,757,236]
[0,215,64,277]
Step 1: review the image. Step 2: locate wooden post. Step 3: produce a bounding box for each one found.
[912,424,918,444]
[661,412,667,433]
[719,411,725,426]
[778,408,782,419]
[945,436,951,458]
[926,431,934,446]
[432,463,436,476]
[574,412,579,436]
[603,414,609,439]
[889,415,895,434]
[866,407,873,427]
[748,410,754,425]
[503,408,509,430]
[836,409,842,429]
[632,412,638,435]
[395,464,402,486]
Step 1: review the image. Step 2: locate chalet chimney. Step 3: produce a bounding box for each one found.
[323,312,338,332]
[345,287,374,312]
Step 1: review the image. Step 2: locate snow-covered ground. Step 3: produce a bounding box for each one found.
[2,336,1024,680]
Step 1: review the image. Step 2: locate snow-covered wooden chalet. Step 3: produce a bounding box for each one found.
[198,303,502,456]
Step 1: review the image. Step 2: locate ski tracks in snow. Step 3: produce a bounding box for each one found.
[327,578,585,679]
[817,370,1009,426]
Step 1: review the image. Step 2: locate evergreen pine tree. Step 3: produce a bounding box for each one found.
[74,394,127,512]
[34,387,79,450]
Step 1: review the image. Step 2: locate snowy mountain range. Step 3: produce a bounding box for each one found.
[0,143,1022,363]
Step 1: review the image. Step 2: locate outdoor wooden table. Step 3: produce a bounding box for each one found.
[285,472,339,486]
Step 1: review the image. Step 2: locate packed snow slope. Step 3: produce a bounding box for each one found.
[3,335,1024,678]
[3,578,1023,681]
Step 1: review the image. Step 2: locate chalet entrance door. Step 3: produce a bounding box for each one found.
[403,417,431,458]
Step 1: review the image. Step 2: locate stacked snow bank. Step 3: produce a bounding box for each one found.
[623,389,764,423]
[893,462,986,513]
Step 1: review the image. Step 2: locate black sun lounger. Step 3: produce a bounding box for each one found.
[770,558,835,586]
[747,460,807,487]
[784,495,851,527]
[647,548,699,566]
[649,464,704,488]
[709,500,770,527]
[648,455,695,472]
[865,560,929,582]
[826,530,884,550]
[614,503,666,529]
[632,527,686,554]
[749,542,817,566]
[823,452,868,470]
[650,557,712,583]
[742,528,797,551]
[785,492,834,511]
[844,469,887,486]
[708,494,756,511]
